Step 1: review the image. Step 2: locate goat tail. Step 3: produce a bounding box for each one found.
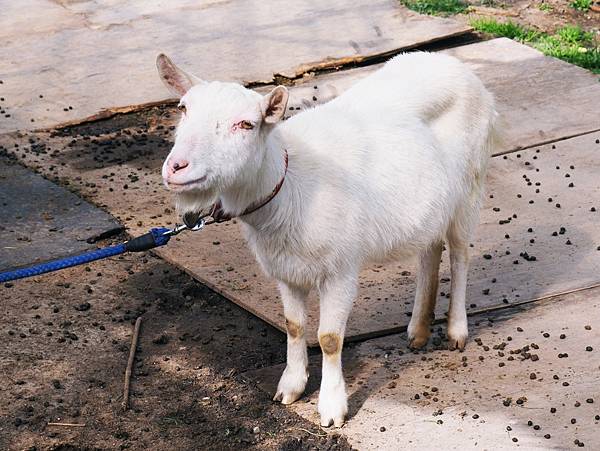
[487,108,505,158]
[476,99,504,181]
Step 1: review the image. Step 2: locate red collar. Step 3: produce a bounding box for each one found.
[183,150,288,227]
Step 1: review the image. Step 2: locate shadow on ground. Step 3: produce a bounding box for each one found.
[0,239,351,451]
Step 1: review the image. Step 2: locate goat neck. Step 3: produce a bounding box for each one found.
[219,127,290,227]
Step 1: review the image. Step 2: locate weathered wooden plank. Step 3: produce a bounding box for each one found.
[0,0,470,132]
[3,39,600,347]
[157,131,600,346]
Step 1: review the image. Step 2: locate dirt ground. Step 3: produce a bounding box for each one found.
[465,0,600,33]
[0,227,352,451]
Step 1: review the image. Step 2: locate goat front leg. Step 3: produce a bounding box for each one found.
[274,282,309,405]
[317,272,357,427]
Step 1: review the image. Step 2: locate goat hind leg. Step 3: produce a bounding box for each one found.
[407,241,443,349]
[447,213,477,350]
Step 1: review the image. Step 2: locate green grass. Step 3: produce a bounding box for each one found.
[400,0,468,16]
[537,2,553,11]
[470,19,600,73]
[570,0,592,10]
[470,18,541,41]
[479,0,501,7]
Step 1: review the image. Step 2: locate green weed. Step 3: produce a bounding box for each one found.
[570,0,592,11]
[400,0,468,16]
[470,19,600,73]
[469,18,540,41]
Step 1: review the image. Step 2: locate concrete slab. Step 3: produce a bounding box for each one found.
[0,0,470,132]
[0,156,122,272]
[246,287,600,450]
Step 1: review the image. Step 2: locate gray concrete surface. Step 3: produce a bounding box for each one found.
[248,287,600,450]
[0,157,121,271]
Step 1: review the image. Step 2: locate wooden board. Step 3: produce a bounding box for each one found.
[246,287,600,450]
[157,132,600,345]
[0,157,122,272]
[0,0,470,132]
[3,39,600,346]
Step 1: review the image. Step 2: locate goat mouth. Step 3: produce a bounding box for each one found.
[166,175,208,191]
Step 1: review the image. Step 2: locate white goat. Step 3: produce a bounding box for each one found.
[156,52,498,427]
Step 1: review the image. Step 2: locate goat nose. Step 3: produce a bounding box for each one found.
[168,158,189,174]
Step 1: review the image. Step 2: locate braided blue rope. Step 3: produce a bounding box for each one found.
[0,244,127,283]
[0,227,172,284]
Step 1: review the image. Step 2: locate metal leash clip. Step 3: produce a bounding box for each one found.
[162,217,206,237]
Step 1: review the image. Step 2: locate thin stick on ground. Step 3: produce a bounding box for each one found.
[122,316,142,410]
[47,422,86,427]
[293,427,328,437]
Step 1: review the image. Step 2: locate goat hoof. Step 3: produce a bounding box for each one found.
[274,365,308,405]
[448,319,468,351]
[447,333,468,351]
[407,321,430,349]
[273,389,303,405]
[320,414,346,428]
[408,334,430,350]
[318,384,348,428]
[321,417,344,428]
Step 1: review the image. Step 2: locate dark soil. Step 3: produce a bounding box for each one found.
[464,0,600,34]
[0,239,352,451]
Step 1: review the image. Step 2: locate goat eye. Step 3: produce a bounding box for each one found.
[239,120,254,130]
[178,104,186,114]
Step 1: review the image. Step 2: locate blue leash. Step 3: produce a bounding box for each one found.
[0,220,205,284]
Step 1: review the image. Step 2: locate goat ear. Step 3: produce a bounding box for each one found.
[156,53,203,97]
[261,86,289,124]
